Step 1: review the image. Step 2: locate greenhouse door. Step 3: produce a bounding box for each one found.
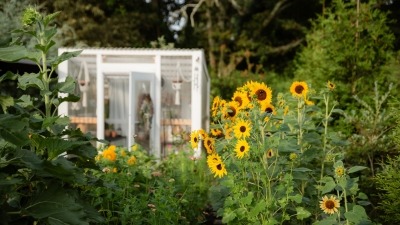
[128,72,156,154]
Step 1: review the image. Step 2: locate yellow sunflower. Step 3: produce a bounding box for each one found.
[224,123,234,140]
[224,101,240,120]
[320,195,340,214]
[233,119,252,139]
[335,165,345,177]
[250,82,272,106]
[207,156,227,178]
[102,145,117,162]
[210,127,223,138]
[232,91,250,110]
[190,130,200,149]
[327,80,336,91]
[204,136,216,154]
[211,96,222,117]
[198,129,208,140]
[266,149,274,159]
[207,153,222,167]
[235,139,250,159]
[261,103,276,115]
[290,81,309,98]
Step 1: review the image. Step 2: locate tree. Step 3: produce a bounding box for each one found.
[293,0,398,99]
[172,0,322,77]
[36,0,176,47]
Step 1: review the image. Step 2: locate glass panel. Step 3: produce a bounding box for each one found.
[160,73,192,157]
[67,56,97,136]
[104,76,129,147]
[133,80,154,153]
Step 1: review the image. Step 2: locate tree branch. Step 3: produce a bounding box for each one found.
[262,0,289,28]
[267,38,304,54]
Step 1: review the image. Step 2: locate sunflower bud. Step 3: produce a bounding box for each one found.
[22,7,40,27]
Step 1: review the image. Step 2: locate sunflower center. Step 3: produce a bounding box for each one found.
[207,140,212,146]
[240,126,246,133]
[265,107,273,113]
[228,107,236,117]
[256,89,267,101]
[325,200,335,209]
[216,164,222,170]
[240,146,245,152]
[194,137,198,143]
[295,85,304,94]
[234,97,243,106]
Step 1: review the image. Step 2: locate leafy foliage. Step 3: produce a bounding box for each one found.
[0,8,102,225]
[294,0,398,104]
[87,145,212,224]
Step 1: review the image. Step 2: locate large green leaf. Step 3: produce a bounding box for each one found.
[18,73,45,91]
[24,185,90,225]
[0,46,30,62]
[50,50,82,68]
[0,45,40,63]
[344,205,372,225]
[39,157,86,184]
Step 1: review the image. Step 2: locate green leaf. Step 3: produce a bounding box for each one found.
[0,95,14,112]
[57,76,76,94]
[331,108,344,114]
[296,207,311,220]
[222,209,237,224]
[344,205,371,224]
[18,73,45,91]
[24,184,90,225]
[58,94,80,104]
[313,215,337,225]
[0,46,30,62]
[0,71,17,83]
[44,12,61,26]
[321,180,336,194]
[39,157,86,184]
[50,50,82,68]
[34,135,88,160]
[16,95,33,108]
[241,192,253,205]
[289,194,303,203]
[293,167,312,172]
[348,166,367,174]
[248,199,266,218]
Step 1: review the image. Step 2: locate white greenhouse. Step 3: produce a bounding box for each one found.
[57,48,210,159]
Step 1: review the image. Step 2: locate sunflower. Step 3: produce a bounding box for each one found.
[210,127,223,138]
[234,119,252,139]
[232,91,250,110]
[290,81,309,98]
[261,103,276,115]
[335,165,345,177]
[320,195,340,214]
[198,129,208,140]
[207,153,222,168]
[266,149,274,158]
[224,101,240,120]
[204,136,216,154]
[102,145,117,162]
[127,156,137,165]
[289,153,297,161]
[190,130,200,149]
[327,80,336,91]
[235,139,250,159]
[250,82,272,106]
[212,162,228,178]
[211,96,222,117]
